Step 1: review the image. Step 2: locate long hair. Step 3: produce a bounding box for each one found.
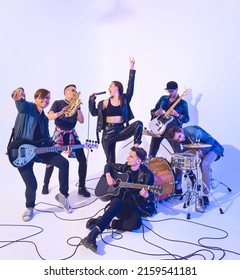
[112,81,123,95]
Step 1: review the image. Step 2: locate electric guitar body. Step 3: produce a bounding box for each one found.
[7,138,98,167]
[148,88,191,135]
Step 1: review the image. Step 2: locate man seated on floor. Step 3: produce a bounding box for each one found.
[81,146,157,253]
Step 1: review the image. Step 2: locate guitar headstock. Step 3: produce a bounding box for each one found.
[84,140,99,150]
[182,88,192,97]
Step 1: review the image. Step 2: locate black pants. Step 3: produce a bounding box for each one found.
[149,132,183,186]
[102,121,143,164]
[96,197,142,232]
[18,152,69,208]
[43,140,87,188]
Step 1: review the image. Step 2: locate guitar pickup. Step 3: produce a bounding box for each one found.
[19,147,26,157]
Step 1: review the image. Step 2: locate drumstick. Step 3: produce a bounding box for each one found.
[186,131,194,143]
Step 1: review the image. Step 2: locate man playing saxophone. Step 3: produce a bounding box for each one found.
[42,84,90,197]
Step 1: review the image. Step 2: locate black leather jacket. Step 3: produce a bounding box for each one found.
[89,70,136,134]
[104,162,154,186]
[104,162,156,216]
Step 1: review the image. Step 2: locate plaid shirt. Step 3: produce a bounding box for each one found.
[52,126,79,158]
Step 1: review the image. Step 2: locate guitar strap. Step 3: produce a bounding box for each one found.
[6,128,14,154]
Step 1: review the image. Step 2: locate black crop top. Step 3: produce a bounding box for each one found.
[106,99,122,116]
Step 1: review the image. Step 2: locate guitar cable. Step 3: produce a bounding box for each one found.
[1,211,240,259]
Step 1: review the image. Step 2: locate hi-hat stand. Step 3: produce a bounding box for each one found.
[210,168,232,192]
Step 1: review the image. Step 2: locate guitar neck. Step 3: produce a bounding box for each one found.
[164,88,191,116]
[119,182,152,191]
[34,144,84,154]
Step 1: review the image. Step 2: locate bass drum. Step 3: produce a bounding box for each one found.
[147,157,175,201]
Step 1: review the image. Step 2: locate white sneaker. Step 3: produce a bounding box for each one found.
[22,207,34,222]
[55,193,73,213]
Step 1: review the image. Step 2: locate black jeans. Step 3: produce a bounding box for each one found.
[149,132,183,186]
[96,197,142,232]
[18,152,69,208]
[43,140,87,188]
[102,121,143,163]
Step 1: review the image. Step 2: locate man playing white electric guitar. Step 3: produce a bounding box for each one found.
[148,81,190,195]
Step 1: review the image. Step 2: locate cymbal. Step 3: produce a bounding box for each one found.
[183,143,212,149]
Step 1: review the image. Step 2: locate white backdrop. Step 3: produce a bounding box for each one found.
[1,0,239,189]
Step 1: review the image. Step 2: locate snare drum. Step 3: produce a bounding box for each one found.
[171,153,198,170]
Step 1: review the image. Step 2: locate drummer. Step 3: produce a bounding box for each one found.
[168,125,224,207]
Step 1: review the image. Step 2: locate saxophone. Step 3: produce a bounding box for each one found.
[64,92,83,117]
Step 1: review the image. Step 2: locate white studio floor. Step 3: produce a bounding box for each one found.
[0,149,240,261]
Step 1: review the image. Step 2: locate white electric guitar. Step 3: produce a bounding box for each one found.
[148,88,191,135]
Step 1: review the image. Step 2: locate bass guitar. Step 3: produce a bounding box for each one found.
[7,138,98,167]
[95,169,163,202]
[148,88,191,135]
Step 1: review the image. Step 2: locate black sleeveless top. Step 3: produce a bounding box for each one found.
[105,99,121,116]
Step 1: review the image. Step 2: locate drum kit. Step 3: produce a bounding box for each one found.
[146,140,227,219]
[175,143,214,219]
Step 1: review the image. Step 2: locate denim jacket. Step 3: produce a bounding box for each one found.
[88,70,136,134]
[150,95,189,126]
[13,99,50,141]
[182,125,224,158]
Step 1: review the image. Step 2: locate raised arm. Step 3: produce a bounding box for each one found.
[11,87,32,112]
[125,57,136,102]
[129,56,135,70]
[11,88,25,101]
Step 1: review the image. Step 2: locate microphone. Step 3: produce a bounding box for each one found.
[95,91,106,95]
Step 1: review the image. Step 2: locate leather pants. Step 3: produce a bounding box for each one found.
[102,120,143,163]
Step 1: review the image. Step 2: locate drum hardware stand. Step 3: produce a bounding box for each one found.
[200,180,224,215]
[182,169,207,219]
[179,170,196,204]
[179,169,205,219]
[180,153,225,219]
[210,168,232,192]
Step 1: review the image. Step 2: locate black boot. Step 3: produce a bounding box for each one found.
[86,216,102,230]
[78,186,91,197]
[42,184,49,195]
[82,227,100,253]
